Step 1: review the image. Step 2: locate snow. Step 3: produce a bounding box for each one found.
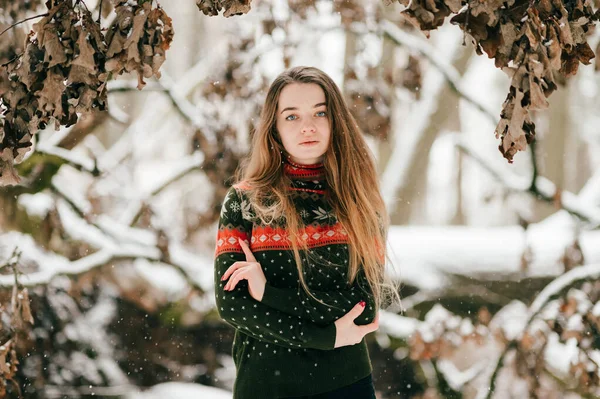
[437,358,487,391]
[17,192,55,219]
[38,142,97,174]
[133,258,189,301]
[544,335,579,376]
[566,313,584,332]
[529,263,600,317]
[126,382,231,399]
[56,198,116,249]
[386,222,600,291]
[168,242,215,292]
[378,310,420,339]
[593,301,600,316]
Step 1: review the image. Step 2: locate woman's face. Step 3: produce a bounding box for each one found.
[275,83,331,165]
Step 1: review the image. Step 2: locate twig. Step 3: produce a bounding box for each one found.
[528,139,538,192]
[1,52,23,68]
[0,13,49,38]
[97,0,104,23]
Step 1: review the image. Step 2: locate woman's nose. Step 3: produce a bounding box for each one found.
[301,121,316,133]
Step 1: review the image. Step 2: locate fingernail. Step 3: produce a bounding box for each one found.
[359,301,365,307]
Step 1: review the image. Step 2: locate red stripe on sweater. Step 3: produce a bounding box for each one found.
[215,222,348,256]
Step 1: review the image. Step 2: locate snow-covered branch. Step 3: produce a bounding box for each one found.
[386,223,600,291]
[118,151,204,226]
[481,263,600,399]
[35,143,101,176]
[455,139,600,226]
[106,78,215,146]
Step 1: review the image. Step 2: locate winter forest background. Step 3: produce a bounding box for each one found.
[1,0,600,398]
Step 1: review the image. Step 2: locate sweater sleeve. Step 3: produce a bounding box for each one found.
[260,266,377,327]
[214,186,337,351]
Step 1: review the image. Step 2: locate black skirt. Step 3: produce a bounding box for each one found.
[279,374,376,399]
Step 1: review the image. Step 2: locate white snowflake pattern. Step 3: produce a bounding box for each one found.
[312,207,331,221]
[240,197,255,221]
[230,201,241,213]
[220,190,235,217]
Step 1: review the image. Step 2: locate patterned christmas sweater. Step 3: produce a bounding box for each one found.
[214,158,378,399]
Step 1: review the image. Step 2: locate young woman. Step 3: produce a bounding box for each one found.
[214,66,399,398]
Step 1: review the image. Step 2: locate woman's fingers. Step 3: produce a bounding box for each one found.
[221,261,249,281]
[360,313,379,335]
[238,238,257,262]
[225,268,247,291]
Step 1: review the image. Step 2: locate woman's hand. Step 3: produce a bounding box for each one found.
[221,238,267,302]
[333,301,379,348]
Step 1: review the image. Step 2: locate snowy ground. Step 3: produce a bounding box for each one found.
[126,382,232,399]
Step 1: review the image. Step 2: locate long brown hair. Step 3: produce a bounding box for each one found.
[234,66,400,315]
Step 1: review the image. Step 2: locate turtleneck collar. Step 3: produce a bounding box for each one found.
[283,156,326,193]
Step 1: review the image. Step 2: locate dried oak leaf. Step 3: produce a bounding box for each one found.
[106,1,174,90]
[196,0,252,17]
[398,0,461,36]
[495,85,535,163]
[0,148,22,186]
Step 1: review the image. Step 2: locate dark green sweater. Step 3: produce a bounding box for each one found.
[214,159,377,398]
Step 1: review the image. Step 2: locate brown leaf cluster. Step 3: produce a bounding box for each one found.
[391,0,599,162]
[196,0,252,17]
[542,283,600,393]
[393,0,462,35]
[344,67,393,140]
[106,0,174,90]
[507,282,600,396]
[0,0,174,187]
[0,282,34,396]
[0,0,41,20]
[409,305,489,361]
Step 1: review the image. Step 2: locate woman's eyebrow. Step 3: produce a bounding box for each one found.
[280,102,327,114]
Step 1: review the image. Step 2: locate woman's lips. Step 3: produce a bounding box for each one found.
[300,141,318,146]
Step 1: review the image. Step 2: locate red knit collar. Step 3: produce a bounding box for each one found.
[283,157,325,180]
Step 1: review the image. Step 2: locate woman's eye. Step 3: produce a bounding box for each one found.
[285,115,297,121]
[316,111,327,117]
